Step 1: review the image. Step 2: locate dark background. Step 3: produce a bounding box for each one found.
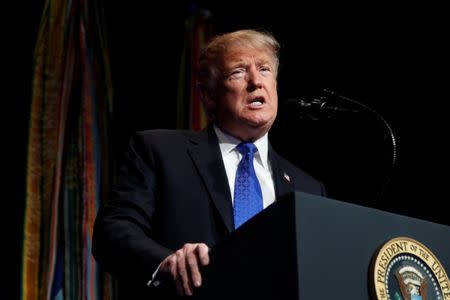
[5,0,448,298]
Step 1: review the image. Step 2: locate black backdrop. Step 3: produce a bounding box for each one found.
[104,0,449,220]
[5,0,448,298]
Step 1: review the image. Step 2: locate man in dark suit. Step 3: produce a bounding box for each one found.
[92,29,325,298]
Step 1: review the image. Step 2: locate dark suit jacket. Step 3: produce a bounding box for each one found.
[92,126,325,298]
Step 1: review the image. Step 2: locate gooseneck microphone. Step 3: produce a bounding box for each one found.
[284,97,360,115]
[283,89,398,201]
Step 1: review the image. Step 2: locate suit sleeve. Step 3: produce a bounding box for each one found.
[92,132,172,286]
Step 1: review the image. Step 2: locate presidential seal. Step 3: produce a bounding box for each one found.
[371,237,450,300]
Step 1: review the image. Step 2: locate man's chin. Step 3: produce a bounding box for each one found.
[247,118,273,131]
[243,121,272,138]
[218,118,273,140]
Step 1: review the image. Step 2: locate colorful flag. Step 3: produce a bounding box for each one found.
[22,0,114,298]
[176,7,214,130]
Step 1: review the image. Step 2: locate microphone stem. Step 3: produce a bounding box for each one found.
[332,93,398,171]
[324,90,398,201]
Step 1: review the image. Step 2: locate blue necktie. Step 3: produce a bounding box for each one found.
[233,142,263,229]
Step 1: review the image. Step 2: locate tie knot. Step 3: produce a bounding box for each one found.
[236,142,257,157]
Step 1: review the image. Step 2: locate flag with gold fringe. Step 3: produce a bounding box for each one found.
[176,6,214,130]
[22,0,114,298]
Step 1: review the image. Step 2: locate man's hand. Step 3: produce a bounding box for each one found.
[159,243,210,296]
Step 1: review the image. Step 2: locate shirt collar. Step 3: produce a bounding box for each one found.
[213,125,270,170]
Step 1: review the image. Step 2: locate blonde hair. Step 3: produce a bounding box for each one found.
[197,29,280,103]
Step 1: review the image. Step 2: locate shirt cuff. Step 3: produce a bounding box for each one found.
[147,262,163,287]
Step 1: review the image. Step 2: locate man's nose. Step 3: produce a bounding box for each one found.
[247,67,263,90]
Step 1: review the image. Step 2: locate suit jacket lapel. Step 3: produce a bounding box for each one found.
[187,126,234,232]
[269,145,295,199]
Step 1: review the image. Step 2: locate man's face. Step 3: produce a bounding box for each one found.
[214,46,278,141]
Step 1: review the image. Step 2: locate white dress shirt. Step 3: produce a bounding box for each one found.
[213,125,276,208]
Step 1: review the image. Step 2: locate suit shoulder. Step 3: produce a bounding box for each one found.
[129,129,208,154]
[134,129,190,139]
[275,152,326,196]
[131,129,199,144]
[277,155,316,181]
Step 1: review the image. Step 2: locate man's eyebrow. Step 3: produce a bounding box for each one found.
[228,62,247,69]
[256,58,271,66]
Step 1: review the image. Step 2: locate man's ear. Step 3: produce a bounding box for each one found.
[199,88,216,120]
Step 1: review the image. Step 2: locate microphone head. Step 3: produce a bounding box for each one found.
[321,89,336,96]
[282,96,360,120]
[282,97,328,120]
[283,98,311,108]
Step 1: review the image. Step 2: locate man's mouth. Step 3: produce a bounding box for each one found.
[248,96,265,107]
